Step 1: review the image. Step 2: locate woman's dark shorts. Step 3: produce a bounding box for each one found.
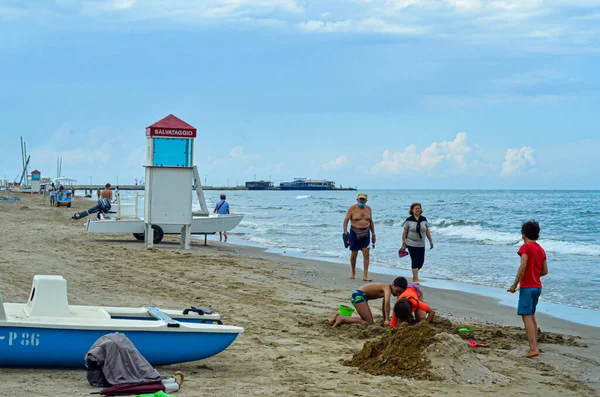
[407,246,425,269]
[349,228,370,251]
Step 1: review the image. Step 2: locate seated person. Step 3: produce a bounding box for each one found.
[72,198,111,220]
[330,277,408,328]
[390,284,435,327]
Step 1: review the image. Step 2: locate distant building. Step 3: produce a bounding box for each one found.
[279,178,335,190]
[245,180,274,190]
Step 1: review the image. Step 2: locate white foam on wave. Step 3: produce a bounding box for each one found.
[295,195,310,199]
[435,224,600,256]
[540,240,600,257]
[436,224,519,245]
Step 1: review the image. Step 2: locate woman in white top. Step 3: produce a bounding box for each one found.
[401,202,434,285]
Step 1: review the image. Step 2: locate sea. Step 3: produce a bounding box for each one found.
[117,189,600,326]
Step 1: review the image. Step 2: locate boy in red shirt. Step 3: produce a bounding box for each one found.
[507,220,549,358]
[389,284,435,327]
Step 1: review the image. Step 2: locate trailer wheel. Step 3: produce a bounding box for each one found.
[133,233,144,241]
[67,203,71,208]
[152,225,164,244]
[55,202,60,207]
[132,227,164,243]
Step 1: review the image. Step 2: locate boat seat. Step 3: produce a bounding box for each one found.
[24,275,71,318]
[69,306,111,319]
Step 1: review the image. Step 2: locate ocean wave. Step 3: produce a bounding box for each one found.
[430,218,481,227]
[295,195,311,199]
[436,224,525,245]
[435,224,600,256]
[378,218,403,226]
[540,240,600,257]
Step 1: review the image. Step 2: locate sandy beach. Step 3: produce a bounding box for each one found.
[1,193,599,397]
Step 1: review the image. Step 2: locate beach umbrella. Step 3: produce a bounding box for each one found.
[92,372,184,396]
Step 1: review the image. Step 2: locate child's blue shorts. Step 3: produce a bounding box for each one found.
[517,287,542,315]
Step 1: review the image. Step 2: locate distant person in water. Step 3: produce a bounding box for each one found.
[343,192,376,281]
[330,277,407,328]
[214,193,230,242]
[508,220,548,358]
[401,202,434,285]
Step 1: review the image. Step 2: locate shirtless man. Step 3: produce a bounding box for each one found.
[100,183,113,201]
[330,277,408,328]
[72,183,113,221]
[343,192,376,281]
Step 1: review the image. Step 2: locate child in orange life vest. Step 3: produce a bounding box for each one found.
[389,284,435,327]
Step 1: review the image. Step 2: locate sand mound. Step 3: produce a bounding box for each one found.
[345,322,510,385]
[425,333,510,385]
[344,321,438,379]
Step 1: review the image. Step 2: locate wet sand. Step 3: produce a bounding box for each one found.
[0,193,599,396]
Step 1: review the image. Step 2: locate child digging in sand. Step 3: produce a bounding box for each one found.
[507,220,548,358]
[390,283,435,327]
[331,277,408,328]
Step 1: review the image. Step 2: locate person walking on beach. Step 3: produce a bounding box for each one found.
[330,277,408,328]
[343,192,376,281]
[48,183,55,206]
[113,186,120,204]
[401,203,434,285]
[214,193,230,242]
[508,220,548,358]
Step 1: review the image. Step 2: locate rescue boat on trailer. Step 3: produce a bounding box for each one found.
[0,275,243,368]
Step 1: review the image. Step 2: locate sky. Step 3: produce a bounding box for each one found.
[1,0,599,189]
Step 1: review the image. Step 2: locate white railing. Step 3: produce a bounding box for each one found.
[116,192,140,220]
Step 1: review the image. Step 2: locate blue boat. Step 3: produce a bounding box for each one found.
[0,276,243,368]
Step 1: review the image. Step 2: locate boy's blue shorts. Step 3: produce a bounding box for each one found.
[350,290,368,305]
[517,288,542,316]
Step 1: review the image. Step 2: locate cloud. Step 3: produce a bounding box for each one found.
[229,146,261,161]
[3,0,600,53]
[372,132,471,175]
[79,0,303,19]
[500,146,535,176]
[297,18,428,35]
[321,155,348,170]
[21,125,115,182]
[445,0,482,11]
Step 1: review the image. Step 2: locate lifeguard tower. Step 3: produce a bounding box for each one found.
[30,170,41,193]
[144,114,196,249]
[85,115,243,245]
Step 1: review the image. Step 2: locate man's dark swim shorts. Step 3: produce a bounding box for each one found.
[349,228,370,251]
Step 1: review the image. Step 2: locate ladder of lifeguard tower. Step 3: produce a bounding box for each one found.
[193,166,209,216]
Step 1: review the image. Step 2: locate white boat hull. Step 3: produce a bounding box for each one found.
[85,214,244,235]
[0,276,243,368]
